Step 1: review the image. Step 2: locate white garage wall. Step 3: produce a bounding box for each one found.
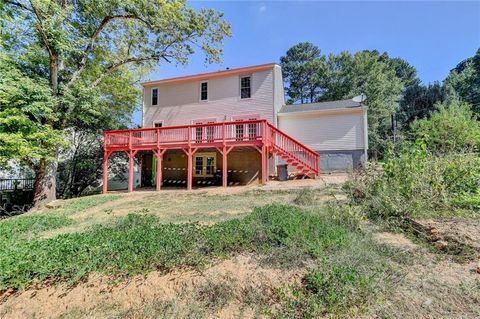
[278,110,366,151]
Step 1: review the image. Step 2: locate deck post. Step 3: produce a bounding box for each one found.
[187,149,193,190]
[261,145,268,185]
[102,150,109,194]
[128,150,135,192]
[222,146,227,187]
[155,150,164,191]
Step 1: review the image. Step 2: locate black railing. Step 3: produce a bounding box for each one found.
[0,179,35,192]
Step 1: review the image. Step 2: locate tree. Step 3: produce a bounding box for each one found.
[320,50,404,157]
[0,0,231,207]
[382,54,420,88]
[397,82,448,128]
[445,48,480,113]
[280,42,325,104]
[57,129,128,198]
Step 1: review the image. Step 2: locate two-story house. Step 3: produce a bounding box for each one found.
[103,63,368,192]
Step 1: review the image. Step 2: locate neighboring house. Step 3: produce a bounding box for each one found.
[103,63,367,191]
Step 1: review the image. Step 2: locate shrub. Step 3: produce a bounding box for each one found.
[410,101,480,155]
[346,101,480,219]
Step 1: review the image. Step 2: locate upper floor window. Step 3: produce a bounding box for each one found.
[200,82,208,101]
[151,88,158,105]
[154,121,163,128]
[240,76,251,99]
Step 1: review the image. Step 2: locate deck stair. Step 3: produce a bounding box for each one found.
[266,123,320,178]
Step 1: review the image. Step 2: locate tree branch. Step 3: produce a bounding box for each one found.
[68,15,152,86]
[4,0,33,13]
[28,0,54,59]
[91,53,171,88]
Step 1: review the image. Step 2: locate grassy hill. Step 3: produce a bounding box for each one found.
[1,184,479,318]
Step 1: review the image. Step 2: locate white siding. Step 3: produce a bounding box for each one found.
[278,111,366,151]
[272,65,285,126]
[143,69,275,127]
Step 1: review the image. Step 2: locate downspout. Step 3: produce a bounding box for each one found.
[362,105,368,163]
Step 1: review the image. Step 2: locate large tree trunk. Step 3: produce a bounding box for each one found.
[33,159,58,208]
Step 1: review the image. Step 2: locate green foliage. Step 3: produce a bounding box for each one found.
[0,214,72,242]
[0,204,353,290]
[280,42,325,104]
[0,54,65,167]
[445,48,480,113]
[410,100,480,154]
[280,44,409,156]
[320,50,404,157]
[397,82,448,128]
[346,102,480,219]
[275,236,391,318]
[1,0,231,202]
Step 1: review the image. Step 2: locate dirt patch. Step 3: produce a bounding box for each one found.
[373,231,419,251]
[369,225,480,318]
[0,254,304,319]
[405,217,480,260]
[372,255,480,318]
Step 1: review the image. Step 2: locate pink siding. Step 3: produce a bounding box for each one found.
[142,69,275,128]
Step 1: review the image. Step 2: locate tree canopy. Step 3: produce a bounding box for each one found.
[280,43,414,157]
[445,48,480,113]
[0,0,231,205]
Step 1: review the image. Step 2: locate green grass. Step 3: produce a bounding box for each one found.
[0,204,354,290]
[0,201,397,318]
[57,194,121,214]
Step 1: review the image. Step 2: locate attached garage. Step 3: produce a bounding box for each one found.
[278,99,368,171]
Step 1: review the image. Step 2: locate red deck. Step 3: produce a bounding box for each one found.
[103,119,319,192]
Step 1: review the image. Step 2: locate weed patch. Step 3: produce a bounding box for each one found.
[0,204,354,290]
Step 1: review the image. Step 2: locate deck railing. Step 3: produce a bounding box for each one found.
[266,123,320,174]
[104,119,320,174]
[0,179,35,192]
[104,119,266,149]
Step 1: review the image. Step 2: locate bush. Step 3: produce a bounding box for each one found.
[410,101,480,154]
[346,101,480,219]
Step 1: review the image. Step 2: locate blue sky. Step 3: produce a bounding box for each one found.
[135,1,480,125]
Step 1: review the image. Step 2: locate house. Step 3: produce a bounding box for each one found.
[103,63,367,192]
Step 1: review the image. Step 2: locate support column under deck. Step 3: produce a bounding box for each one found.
[183,148,197,191]
[220,146,233,188]
[261,145,268,185]
[102,151,110,194]
[155,149,165,191]
[222,147,227,187]
[128,150,137,192]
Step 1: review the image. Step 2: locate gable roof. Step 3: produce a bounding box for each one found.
[278,99,364,114]
[141,63,277,87]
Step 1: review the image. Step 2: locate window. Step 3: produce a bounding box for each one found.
[193,153,216,177]
[240,76,251,99]
[195,156,203,175]
[154,121,163,128]
[200,82,208,101]
[151,88,158,105]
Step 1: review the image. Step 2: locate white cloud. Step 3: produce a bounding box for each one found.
[259,3,267,13]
